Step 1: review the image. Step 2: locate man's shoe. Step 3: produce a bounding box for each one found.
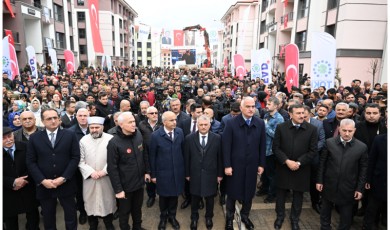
[190,220,198,230]
[274,219,283,229]
[113,210,119,220]
[291,222,300,230]
[158,219,167,230]
[180,199,191,209]
[79,211,87,225]
[205,218,213,229]
[264,196,276,203]
[219,195,226,206]
[199,199,204,210]
[312,203,321,214]
[225,218,234,230]
[146,197,155,208]
[168,217,180,229]
[241,216,254,230]
[255,189,268,196]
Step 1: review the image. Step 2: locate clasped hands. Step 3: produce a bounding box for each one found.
[285,160,300,171]
[41,176,66,189]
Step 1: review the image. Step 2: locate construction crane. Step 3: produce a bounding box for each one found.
[183,24,211,68]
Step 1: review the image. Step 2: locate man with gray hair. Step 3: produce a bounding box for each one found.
[14,111,42,143]
[317,118,368,229]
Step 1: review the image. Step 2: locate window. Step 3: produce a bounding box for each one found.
[56,32,65,48]
[77,0,84,6]
[120,34,123,42]
[261,0,267,12]
[146,42,151,48]
[295,31,307,51]
[148,33,151,39]
[298,0,310,19]
[137,42,142,47]
[113,47,115,56]
[260,20,266,34]
[119,19,122,29]
[147,51,151,57]
[54,4,64,22]
[325,24,336,38]
[236,23,239,32]
[77,12,85,21]
[79,45,87,54]
[112,16,114,26]
[147,60,151,66]
[68,12,72,26]
[328,0,339,9]
[259,42,264,48]
[70,36,74,50]
[138,60,142,65]
[119,5,122,14]
[112,32,115,41]
[120,48,123,56]
[137,51,142,56]
[230,25,233,34]
[78,29,86,38]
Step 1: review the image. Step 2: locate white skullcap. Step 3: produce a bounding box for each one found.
[87,116,105,125]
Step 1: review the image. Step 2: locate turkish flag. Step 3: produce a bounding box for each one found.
[4,29,14,45]
[88,0,104,53]
[234,54,246,80]
[284,14,288,28]
[284,44,299,93]
[173,30,183,46]
[4,0,15,18]
[64,50,75,75]
[9,43,20,79]
[224,57,228,77]
[284,0,288,8]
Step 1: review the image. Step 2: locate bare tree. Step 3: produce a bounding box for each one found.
[368,59,379,88]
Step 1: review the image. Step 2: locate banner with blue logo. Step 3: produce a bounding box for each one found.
[251,49,272,84]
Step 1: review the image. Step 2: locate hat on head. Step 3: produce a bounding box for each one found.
[3,127,13,135]
[87,116,105,125]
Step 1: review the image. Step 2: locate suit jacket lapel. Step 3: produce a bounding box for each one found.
[54,129,64,147]
[203,132,213,153]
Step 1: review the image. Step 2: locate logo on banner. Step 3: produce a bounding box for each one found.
[29,57,36,73]
[3,56,10,69]
[252,62,270,83]
[313,60,332,78]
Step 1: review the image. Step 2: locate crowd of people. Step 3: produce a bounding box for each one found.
[2,64,388,230]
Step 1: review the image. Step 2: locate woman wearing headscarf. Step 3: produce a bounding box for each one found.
[28,98,44,127]
[8,112,22,131]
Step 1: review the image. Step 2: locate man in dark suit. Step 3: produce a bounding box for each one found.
[3,127,40,230]
[61,100,76,128]
[323,102,349,139]
[184,115,223,230]
[222,97,266,230]
[317,119,368,229]
[273,104,318,230]
[149,111,185,230]
[162,31,172,44]
[26,108,80,230]
[14,111,42,143]
[177,103,204,209]
[170,98,190,126]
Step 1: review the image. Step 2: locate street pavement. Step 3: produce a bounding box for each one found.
[19,191,385,229]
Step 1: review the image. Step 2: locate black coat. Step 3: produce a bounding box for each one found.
[184,132,223,197]
[323,117,339,140]
[26,128,80,200]
[95,101,114,132]
[67,123,88,142]
[3,141,39,218]
[273,120,318,192]
[222,115,266,202]
[176,111,190,127]
[61,114,76,129]
[354,119,387,152]
[13,127,42,144]
[366,134,387,201]
[178,117,196,137]
[317,137,368,205]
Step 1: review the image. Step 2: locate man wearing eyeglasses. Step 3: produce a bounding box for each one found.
[13,111,42,143]
[26,108,80,230]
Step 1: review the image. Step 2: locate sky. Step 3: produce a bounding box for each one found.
[129,0,238,30]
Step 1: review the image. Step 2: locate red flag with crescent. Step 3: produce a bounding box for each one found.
[9,43,20,79]
[234,54,246,80]
[88,0,104,53]
[4,30,14,45]
[64,50,75,75]
[284,14,288,28]
[224,57,228,77]
[173,30,183,46]
[4,0,15,18]
[284,43,299,93]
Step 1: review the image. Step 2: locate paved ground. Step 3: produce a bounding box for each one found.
[18,191,386,229]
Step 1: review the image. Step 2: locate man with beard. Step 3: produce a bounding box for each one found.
[107,112,150,230]
[79,117,116,230]
[95,92,114,132]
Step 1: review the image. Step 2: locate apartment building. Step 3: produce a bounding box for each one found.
[221,0,387,85]
[3,0,137,71]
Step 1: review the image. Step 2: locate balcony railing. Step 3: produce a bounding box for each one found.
[280,11,294,24]
[278,43,288,59]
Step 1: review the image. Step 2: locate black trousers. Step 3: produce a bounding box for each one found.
[275,188,303,224]
[88,214,114,229]
[184,179,191,200]
[191,195,214,220]
[146,182,156,198]
[75,170,86,214]
[226,196,252,218]
[310,162,321,205]
[264,155,276,197]
[363,194,386,230]
[4,208,40,230]
[320,197,353,230]
[219,175,226,197]
[40,195,77,230]
[159,196,178,220]
[118,188,144,230]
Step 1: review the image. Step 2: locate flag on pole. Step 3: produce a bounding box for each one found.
[4,0,15,18]
[251,49,272,83]
[310,32,336,91]
[173,30,184,46]
[26,46,38,77]
[234,54,246,80]
[88,0,104,53]
[48,48,58,74]
[224,57,228,77]
[9,42,20,79]
[64,50,75,75]
[101,55,106,68]
[2,37,12,79]
[4,29,14,45]
[106,56,112,71]
[284,43,299,93]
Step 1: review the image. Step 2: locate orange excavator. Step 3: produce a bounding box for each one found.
[183,24,211,68]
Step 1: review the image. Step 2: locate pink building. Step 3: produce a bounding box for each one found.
[222,0,387,86]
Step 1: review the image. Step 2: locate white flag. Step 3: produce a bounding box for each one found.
[2,37,12,79]
[26,46,38,77]
[48,48,58,74]
[310,32,336,90]
[251,49,272,83]
[101,55,106,68]
[138,24,150,42]
[106,55,112,71]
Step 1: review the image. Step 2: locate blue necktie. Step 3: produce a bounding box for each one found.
[246,119,250,126]
[201,136,206,148]
[7,149,14,160]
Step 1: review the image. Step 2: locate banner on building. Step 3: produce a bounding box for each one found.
[310,32,336,90]
[48,48,58,74]
[251,49,272,83]
[184,31,195,47]
[284,44,299,93]
[208,30,219,45]
[138,24,150,42]
[88,0,104,53]
[2,37,12,79]
[171,49,196,65]
[64,50,75,75]
[173,30,184,46]
[26,46,38,77]
[234,54,246,80]
[43,6,50,22]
